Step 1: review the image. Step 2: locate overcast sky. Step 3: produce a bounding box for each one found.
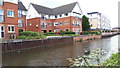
[20,0,119,28]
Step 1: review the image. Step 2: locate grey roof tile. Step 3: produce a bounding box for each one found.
[31,2,77,15]
[18,2,27,11]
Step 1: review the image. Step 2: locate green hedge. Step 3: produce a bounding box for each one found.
[20,31,39,37]
[17,31,46,39]
[82,31,101,35]
[60,31,75,34]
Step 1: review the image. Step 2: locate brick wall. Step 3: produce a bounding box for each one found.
[74,35,102,41]
[26,16,82,33]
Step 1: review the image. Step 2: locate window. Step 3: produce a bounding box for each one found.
[55,15,57,18]
[0,26,4,38]
[0,9,4,22]
[76,16,79,19]
[0,0,3,5]
[8,26,15,33]
[18,10,23,17]
[65,13,68,16]
[48,23,51,26]
[41,15,46,20]
[72,21,74,26]
[65,29,69,31]
[41,22,46,28]
[18,20,23,27]
[29,23,32,26]
[60,15,62,17]
[76,21,79,27]
[54,22,58,26]
[7,11,14,17]
[60,22,62,25]
[64,21,69,25]
[19,29,23,33]
[54,29,59,32]
[48,15,51,18]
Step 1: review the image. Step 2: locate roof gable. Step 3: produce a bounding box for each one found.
[18,2,27,11]
[30,2,78,15]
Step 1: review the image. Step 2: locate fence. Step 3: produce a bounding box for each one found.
[1,37,73,53]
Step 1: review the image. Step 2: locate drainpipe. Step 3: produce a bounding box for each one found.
[70,12,72,31]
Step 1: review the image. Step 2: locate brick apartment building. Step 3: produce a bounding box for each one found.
[26,2,83,34]
[0,0,27,39]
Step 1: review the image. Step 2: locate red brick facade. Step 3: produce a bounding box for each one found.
[0,2,26,39]
[26,16,82,34]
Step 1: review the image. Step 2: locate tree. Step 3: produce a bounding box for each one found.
[82,15,91,31]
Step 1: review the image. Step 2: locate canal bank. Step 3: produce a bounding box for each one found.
[2,35,119,66]
[1,35,102,53]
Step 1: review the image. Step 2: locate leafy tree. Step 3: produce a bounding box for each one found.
[82,15,91,31]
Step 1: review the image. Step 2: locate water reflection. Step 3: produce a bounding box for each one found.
[2,35,119,66]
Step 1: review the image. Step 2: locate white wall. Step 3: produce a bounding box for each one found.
[71,3,83,18]
[27,4,41,19]
[4,0,18,4]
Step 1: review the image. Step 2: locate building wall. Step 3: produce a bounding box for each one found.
[18,15,26,32]
[27,18,40,33]
[26,16,82,34]
[0,2,19,39]
[0,1,27,39]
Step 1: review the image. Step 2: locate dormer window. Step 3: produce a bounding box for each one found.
[41,15,46,20]
[60,15,62,17]
[48,15,51,18]
[55,15,57,18]
[65,13,68,16]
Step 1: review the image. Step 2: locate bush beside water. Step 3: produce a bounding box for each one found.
[17,31,46,39]
[82,31,101,35]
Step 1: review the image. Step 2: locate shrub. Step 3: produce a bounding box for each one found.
[60,31,75,34]
[17,31,46,39]
[20,31,39,37]
[79,39,83,42]
[17,35,27,39]
[45,32,55,35]
[64,34,80,36]
[82,31,101,35]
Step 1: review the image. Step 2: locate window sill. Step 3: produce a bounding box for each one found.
[7,16,14,18]
[8,32,15,33]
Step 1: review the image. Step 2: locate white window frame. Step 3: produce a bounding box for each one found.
[8,26,15,33]
[54,22,59,26]
[41,22,47,28]
[0,9,4,22]
[18,10,23,17]
[48,23,52,26]
[18,20,23,27]
[64,21,69,25]
[29,22,32,26]
[54,29,59,32]
[0,26,4,38]
[7,11,14,17]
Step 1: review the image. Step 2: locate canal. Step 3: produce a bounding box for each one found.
[2,35,119,66]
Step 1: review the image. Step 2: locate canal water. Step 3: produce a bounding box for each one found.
[2,35,119,66]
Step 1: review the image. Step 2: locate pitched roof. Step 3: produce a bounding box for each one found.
[31,2,78,15]
[18,2,27,11]
[31,3,53,15]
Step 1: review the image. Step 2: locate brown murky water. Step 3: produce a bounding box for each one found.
[2,35,118,66]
